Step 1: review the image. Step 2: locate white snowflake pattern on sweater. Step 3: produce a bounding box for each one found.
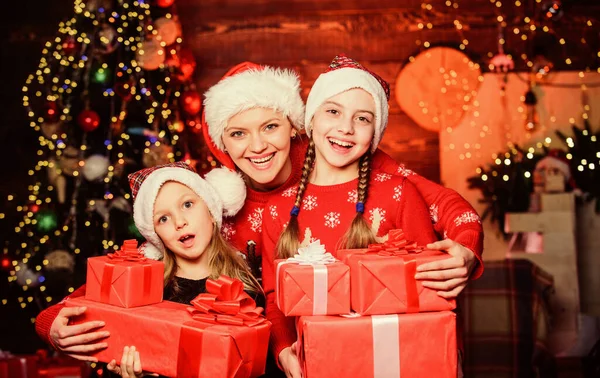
[397,165,415,177]
[247,207,264,233]
[374,173,392,182]
[429,204,439,224]
[453,211,481,227]
[369,208,387,223]
[282,187,298,198]
[324,212,341,228]
[302,195,318,211]
[393,185,402,202]
[269,205,278,219]
[220,221,236,241]
[347,189,358,203]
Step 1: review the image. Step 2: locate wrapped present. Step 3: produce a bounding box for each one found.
[276,240,350,316]
[85,240,164,308]
[68,276,270,378]
[297,312,457,378]
[337,230,455,315]
[0,354,38,378]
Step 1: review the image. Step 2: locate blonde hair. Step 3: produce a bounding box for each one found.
[163,225,262,296]
[275,139,375,259]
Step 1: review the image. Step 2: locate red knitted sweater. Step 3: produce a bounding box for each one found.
[261,172,439,360]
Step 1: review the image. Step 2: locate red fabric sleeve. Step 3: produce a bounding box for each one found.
[396,180,438,246]
[261,209,297,367]
[35,285,87,349]
[372,150,484,279]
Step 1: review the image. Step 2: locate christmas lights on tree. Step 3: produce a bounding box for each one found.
[0,0,214,317]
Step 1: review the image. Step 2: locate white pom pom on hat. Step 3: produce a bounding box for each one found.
[128,162,246,259]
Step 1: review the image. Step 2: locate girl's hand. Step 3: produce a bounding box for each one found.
[107,346,157,378]
[49,307,109,362]
[278,342,303,378]
[414,239,477,299]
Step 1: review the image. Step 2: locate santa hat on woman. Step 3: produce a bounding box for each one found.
[304,54,391,153]
[128,162,246,260]
[202,62,305,169]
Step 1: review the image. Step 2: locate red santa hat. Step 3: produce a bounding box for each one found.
[304,54,391,153]
[202,62,305,169]
[535,149,576,189]
[128,162,246,260]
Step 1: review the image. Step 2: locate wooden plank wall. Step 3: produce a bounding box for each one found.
[176,0,600,183]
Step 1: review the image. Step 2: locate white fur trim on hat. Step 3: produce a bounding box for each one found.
[204,167,247,217]
[132,167,246,259]
[304,67,389,153]
[203,67,305,151]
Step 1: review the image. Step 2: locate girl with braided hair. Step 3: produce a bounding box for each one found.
[261,55,450,377]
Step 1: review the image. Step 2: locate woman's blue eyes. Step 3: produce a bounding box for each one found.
[229,124,278,137]
[230,131,244,137]
[265,123,278,130]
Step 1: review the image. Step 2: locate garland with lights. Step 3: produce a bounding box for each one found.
[469,120,600,236]
[0,0,215,316]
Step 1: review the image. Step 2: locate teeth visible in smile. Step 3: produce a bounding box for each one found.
[180,235,193,242]
[329,138,354,148]
[249,153,274,164]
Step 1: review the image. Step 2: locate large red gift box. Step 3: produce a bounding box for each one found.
[337,230,456,315]
[69,276,270,378]
[297,312,457,378]
[0,355,38,378]
[85,240,164,308]
[275,259,350,316]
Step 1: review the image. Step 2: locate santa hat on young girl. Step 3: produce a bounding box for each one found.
[202,62,305,169]
[128,162,246,260]
[304,54,391,153]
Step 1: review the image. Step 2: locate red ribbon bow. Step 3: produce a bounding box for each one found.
[107,240,147,262]
[187,275,265,327]
[367,229,424,256]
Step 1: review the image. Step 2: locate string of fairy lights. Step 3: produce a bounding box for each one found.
[1,0,204,315]
[406,0,599,179]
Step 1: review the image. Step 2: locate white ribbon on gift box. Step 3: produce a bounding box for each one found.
[276,240,336,315]
[372,315,401,378]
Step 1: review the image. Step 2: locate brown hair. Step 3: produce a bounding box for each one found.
[275,139,375,259]
[163,225,262,296]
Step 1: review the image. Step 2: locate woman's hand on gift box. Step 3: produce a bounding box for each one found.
[413,239,477,299]
[107,346,158,378]
[50,306,109,361]
[279,342,303,378]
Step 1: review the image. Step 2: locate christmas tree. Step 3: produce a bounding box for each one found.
[0,0,213,329]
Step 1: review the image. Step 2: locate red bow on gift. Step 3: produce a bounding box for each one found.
[107,240,147,262]
[367,229,424,256]
[188,275,265,327]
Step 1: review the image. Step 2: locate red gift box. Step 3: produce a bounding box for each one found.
[275,259,350,316]
[337,230,456,315]
[85,240,164,308]
[69,276,270,378]
[0,355,38,378]
[297,312,457,378]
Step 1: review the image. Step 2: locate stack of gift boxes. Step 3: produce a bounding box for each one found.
[65,240,270,378]
[275,230,458,378]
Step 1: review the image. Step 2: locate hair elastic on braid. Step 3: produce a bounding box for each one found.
[290,206,300,217]
[356,202,365,214]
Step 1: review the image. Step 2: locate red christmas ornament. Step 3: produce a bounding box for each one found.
[44,101,60,122]
[176,49,196,82]
[61,37,78,55]
[77,110,101,132]
[114,82,132,100]
[1,257,10,270]
[30,204,40,213]
[156,0,175,7]
[181,90,201,115]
